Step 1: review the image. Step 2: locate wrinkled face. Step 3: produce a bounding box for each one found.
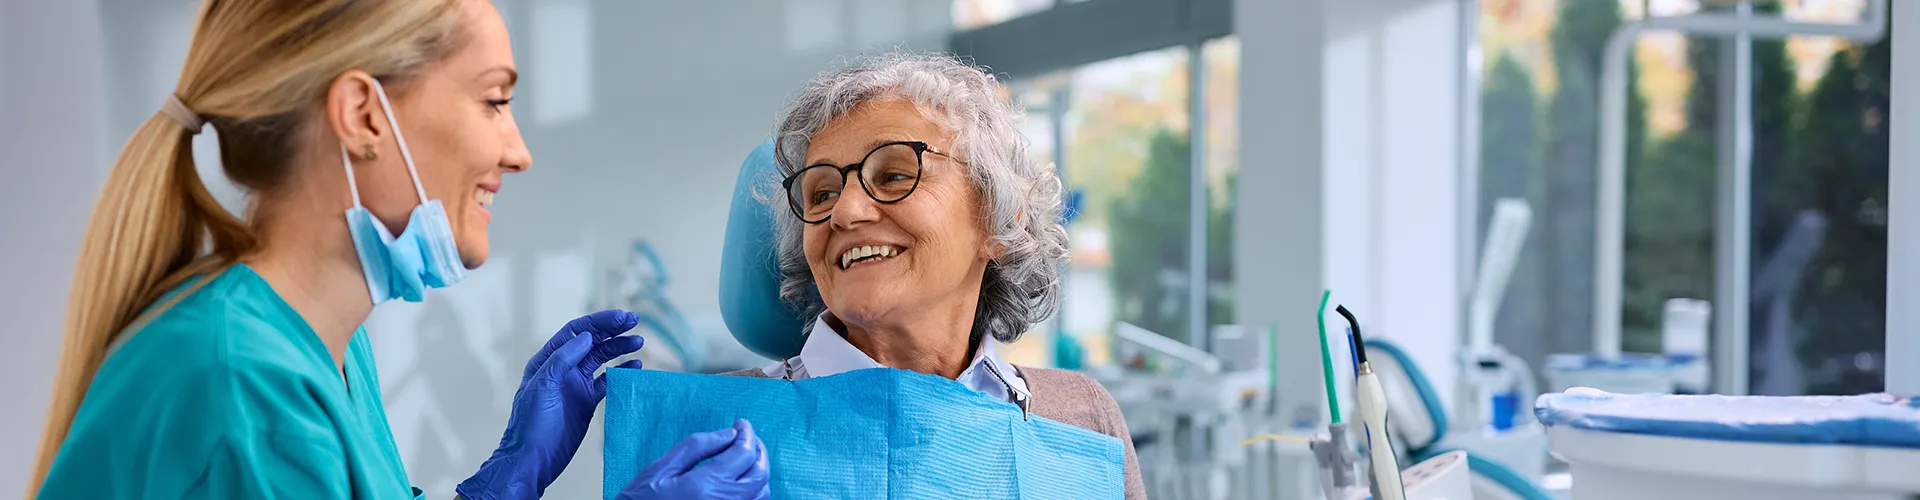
[801,99,996,327]
[356,0,529,268]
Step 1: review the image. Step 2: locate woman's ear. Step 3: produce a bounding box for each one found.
[323,70,389,157]
[984,239,1008,260]
[982,213,1018,260]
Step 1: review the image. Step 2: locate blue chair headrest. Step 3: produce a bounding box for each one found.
[718,139,808,360]
[1364,339,1450,452]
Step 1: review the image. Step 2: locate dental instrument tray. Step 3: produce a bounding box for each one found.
[1536,392,1920,448]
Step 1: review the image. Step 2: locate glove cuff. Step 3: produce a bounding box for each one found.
[458,461,542,500]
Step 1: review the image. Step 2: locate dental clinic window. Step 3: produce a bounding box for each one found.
[955,0,1236,369]
[1202,36,1238,348]
[1054,46,1195,367]
[998,77,1067,367]
[951,0,1053,30]
[999,41,1238,370]
[951,0,1107,30]
[1476,0,1889,395]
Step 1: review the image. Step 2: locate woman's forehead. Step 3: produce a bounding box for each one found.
[809,101,953,161]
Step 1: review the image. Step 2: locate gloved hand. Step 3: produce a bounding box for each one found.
[617,419,771,500]
[457,310,648,500]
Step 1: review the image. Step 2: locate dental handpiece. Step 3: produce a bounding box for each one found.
[1337,305,1405,500]
[1357,362,1405,500]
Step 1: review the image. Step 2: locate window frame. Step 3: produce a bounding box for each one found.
[948,0,1232,351]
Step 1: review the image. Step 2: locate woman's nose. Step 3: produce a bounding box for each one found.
[502,144,532,172]
[829,180,880,228]
[501,116,532,172]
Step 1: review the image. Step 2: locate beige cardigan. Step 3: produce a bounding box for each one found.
[724,365,1148,499]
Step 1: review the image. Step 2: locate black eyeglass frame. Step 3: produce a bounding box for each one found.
[779,140,959,224]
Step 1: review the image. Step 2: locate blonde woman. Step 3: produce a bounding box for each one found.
[31,1,766,499]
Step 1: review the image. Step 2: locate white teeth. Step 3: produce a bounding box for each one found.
[839,245,902,269]
[475,188,495,207]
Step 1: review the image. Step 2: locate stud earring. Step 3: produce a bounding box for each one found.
[362,145,378,161]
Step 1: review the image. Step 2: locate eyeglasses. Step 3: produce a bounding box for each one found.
[781,141,958,224]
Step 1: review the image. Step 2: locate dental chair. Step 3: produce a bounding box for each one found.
[1363,340,1555,500]
[717,139,810,361]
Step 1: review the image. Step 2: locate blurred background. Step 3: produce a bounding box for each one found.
[0,0,1897,498]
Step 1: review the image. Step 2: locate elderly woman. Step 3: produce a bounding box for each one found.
[725,52,1145,498]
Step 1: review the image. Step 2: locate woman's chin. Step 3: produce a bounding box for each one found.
[458,240,490,269]
[828,301,893,325]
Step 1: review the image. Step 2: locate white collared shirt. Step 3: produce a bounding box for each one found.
[762,313,1031,404]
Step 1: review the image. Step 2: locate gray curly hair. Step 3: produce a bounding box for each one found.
[765,51,1069,343]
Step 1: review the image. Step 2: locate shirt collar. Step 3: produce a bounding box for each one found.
[793,314,881,376]
[767,313,1030,402]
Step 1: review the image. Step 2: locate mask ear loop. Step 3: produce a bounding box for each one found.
[367,78,429,204]
[341,146,365,208]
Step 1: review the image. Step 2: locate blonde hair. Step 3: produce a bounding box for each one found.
[29,0,468,495]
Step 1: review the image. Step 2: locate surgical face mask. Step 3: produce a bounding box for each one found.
[343,78,467,305]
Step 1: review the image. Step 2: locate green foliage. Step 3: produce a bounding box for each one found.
[1622,131,1715,352]
[1790,32,1890,395]
[1744,2,1811,254]
[1621,2,1798,352]
[1108,129,1194,342]
[1208,169,1236,327]
[1479,51,1548,349]
[1482,53,1541,212]
[1104,128,1237,345]
[1510,0,1888,393]
[1537,0,1644,352]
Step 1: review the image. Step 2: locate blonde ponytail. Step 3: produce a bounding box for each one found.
[28,1,465,496]
[28,113,250,494]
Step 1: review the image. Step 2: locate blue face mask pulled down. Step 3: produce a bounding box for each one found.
[603,368,1126,500]
[342,78,467,305]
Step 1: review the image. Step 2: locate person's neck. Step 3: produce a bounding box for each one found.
[244,187,373,371]
[841,294,982,380]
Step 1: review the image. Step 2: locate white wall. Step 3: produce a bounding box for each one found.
[6,0,948,498]
[0,0,108,494]
[1239,0,1465,422]
[1366,0,1465,412]
[1235,0,1330,425]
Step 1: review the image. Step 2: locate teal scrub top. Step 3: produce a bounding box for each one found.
[38,264,424,499]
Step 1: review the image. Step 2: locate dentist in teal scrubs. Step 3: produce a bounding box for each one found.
[28,1,767,499]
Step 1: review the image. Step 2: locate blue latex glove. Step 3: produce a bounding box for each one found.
[457,310,648,500]
[617,419,771,500]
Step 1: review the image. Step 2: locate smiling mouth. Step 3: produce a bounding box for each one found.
[839,245,905,270]
[475,187,495,208]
